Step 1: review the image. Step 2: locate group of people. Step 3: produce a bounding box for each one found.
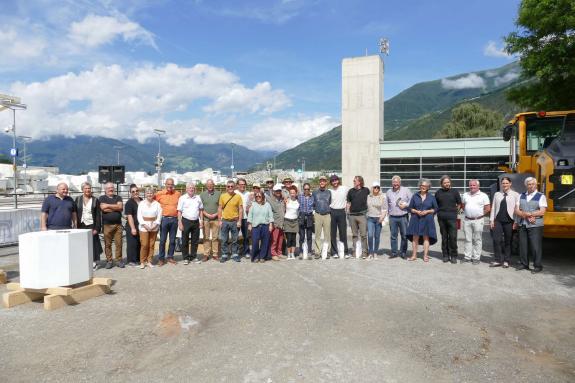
[40,173,547,273]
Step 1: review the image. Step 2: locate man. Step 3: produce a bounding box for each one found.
[386,175,412,259]
[282,176,294,199]
[235,178,251,257]
[200,179,221,261]
[329,174,349,258]
[435,175,462,264]
[218,180,243,263]
[155,178,181,265]
[99,182,124,269]
[264,178,274,199]
[346,176,370,259]
[515,177,547,273]
[178,182,204,265]
[41,182,77,231]
[461,179,491,265]
[267,183,286,261]
[313,176,331,258]
[298,182,314,258]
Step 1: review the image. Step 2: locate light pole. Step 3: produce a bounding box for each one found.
[18,135,31,194]
[153,129,166,186]
[1,98,27,208]
[230,143,235,179]
[113,145,124,165]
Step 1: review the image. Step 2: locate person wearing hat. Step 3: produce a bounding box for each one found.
[264,178,275,199]
[347,175,370,259]
[267,183,286,260]
[329,174,349,258]
[367,181,388,259]
[282,176,294,199]
[312,175,331,258]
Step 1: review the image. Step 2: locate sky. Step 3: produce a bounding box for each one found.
[0,0,521,151]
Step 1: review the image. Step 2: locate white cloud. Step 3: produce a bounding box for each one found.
[483,40,511,59]
[0,29,47,59]
[68,14,156,48]
[494,71,520,86]
[3,63,292,147]
[441,73,485,90]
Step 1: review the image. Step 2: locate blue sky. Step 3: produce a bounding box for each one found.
[0,0,520,151]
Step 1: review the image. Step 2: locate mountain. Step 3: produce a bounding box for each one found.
[269,61,522,170]
[0,135,275,174]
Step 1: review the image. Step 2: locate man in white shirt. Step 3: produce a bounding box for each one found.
[178,182,204,265]
[461,179,491,264]
[515,177,547,273]
[235,178,251,258]
[329,174,349,258]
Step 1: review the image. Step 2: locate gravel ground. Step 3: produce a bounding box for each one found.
[1,224,574,383]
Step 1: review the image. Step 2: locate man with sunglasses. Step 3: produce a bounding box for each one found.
[218,180,243,263]
[264,178,274,199]
[155,178,181,265]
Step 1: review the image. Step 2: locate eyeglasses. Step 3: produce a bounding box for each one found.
[131,190,139,193]
[226,186,234,188]
[255,195,263,199]
[303,188,310,191]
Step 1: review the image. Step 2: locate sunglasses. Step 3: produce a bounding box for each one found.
[131,190,139,193]
[226,186,234,188]
[304,188,310,191]
[255,195,263,199]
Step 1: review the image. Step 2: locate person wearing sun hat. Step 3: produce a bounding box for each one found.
[282,176,294,199]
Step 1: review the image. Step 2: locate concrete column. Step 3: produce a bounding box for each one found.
[341,55,383,186]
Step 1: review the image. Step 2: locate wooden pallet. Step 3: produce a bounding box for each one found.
[2,278,113,311]
[0,270,6,284]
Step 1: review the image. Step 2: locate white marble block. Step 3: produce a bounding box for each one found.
[19,229,93,289]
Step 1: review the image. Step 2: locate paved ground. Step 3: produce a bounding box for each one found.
[1,225,574,383]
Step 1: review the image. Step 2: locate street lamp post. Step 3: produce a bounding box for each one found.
[1,98,27,208]
[231,143,235,179]
[153,129,166,186]
[18,135,31,194]
[113,145,124,165]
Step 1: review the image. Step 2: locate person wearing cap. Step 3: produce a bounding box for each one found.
[282,176,294,199]
[347,176,370,259]
[367,181,388,259]
[312,175,331,258]
[329,174,349,258]
[386,175,412,259]
[267,183,286,260]
[235,178,251,257]
[264,178,275,199]
[298,182,315,258]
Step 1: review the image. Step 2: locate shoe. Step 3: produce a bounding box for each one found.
[167,258,177,265]
[139,263,146,269]
[332,254,340,259]
[516,264,530,271]
[389,254,398,259]
[502,262,509,268]
[183,259,190,265]
[344,254,352,259]
[157,259,166,267]
[400,253,407,260]
[220,256,228,263]
[194,258,202,264]
[232,255,241,262]
[201,256,209,262]
[212,256,219,262]
[489,262,502,268]
[272,256,280,261]
[461,258,471,264]
[450,258,457,264]
[442,257,449,263]
[314,254,321,260]
[116,261,125,268]
[287,255,294,260]
[472,260,480,265]
[105,261,114,269]
[532,267,543,274]
[127,262,138,267]
[147,262,155,268]
[93,262,100,271]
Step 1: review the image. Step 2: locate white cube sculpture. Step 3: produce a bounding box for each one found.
[19,229,93,289]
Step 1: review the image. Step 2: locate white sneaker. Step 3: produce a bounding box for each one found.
[344,254,351,259]
[183,259,190,265]
[139,263,146,269]
[147,262,155,268]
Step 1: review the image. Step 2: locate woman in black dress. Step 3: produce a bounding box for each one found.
[124,184,142,267]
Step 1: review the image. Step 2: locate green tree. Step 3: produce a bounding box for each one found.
[505,0,575,109]
[435,103,504,139]
[0,155,11,164]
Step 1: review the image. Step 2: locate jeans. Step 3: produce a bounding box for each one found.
[251,224,270,261]
[389,215,408,256]
[330,209,348,255]
[367,216,382,255]
[220,220,239,258]
[124,225,140,264]
[181,218,200,261]
[438,217,458,260]
[240,218,250,255]
[159,216,178,261]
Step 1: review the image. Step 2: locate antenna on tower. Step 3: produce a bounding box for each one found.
[378,38,390,56]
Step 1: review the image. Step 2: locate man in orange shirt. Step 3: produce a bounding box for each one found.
[155,178,181,265]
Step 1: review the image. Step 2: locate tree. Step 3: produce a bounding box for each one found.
[435,103,504,139]
[505,0,575,110]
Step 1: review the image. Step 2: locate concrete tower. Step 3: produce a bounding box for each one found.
[341,55,384,186]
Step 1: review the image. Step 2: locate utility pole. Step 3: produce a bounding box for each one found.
[18,135,31,194]
[153,129,166,186]
[1,97,27,208]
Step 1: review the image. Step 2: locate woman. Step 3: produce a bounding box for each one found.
[367,182,387,259]
[75,182,103,270]
[406,179,438,262]
[124,184,142,267]
[298,183,314,259]
[137,187,162,269]
[284,186,300,260]
[489,176,520,268]
[247,191,274,262]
